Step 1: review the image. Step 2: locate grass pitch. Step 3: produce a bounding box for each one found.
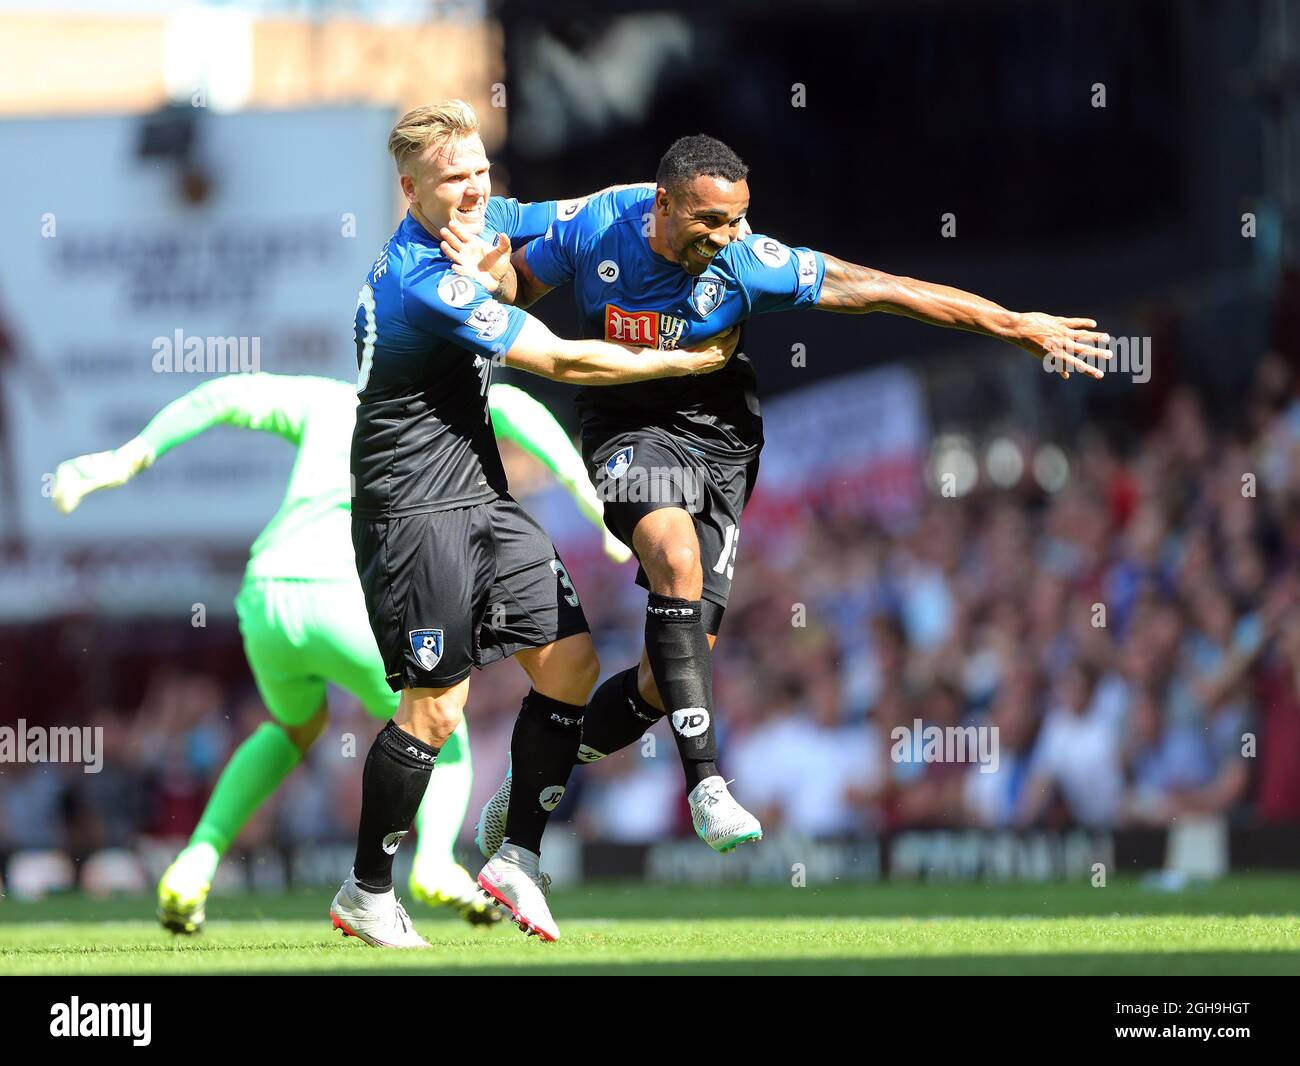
[2,877,1297,975]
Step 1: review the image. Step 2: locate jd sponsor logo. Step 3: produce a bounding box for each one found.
[671,708,709,738]
[576,744,605,763]
[382,830,408,855]
[538,785,566,812]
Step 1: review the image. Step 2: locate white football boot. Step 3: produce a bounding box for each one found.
[157,843,218,935]
[475,768,511,859]
[477,843,560,942]
[330,870,430,948]
[408,856,502,926]
[688,776,763,853]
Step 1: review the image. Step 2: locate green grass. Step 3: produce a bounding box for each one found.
[2,877,1298,975]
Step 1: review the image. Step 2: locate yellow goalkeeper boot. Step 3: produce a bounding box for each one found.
[409,855,502,926]
[157,843,217,935]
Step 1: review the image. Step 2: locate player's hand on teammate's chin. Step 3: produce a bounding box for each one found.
[440,218,512,296]
[1012,311,1112,381]
[681,326,741,376]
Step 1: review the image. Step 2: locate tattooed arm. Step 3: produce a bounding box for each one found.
[817,254,1111,378]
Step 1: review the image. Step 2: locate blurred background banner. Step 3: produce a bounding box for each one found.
[747,365,927,531]
[0,107,391,549]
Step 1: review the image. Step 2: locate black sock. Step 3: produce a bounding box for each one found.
[644,593,718,790]
[504,688,584,855]
[352,720,438,892]
[576,666,664,764]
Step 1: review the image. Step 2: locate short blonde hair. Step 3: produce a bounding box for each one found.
[388,100,480,174]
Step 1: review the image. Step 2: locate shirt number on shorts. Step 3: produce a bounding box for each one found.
[355,282,377,393]
[551,559,580,607]
[712,522,739,580]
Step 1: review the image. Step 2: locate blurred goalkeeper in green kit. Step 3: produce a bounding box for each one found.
[51,371,628,933]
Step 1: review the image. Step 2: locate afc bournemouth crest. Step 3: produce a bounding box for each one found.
[691,276,726,318]
[409,628,444,671]
[605,446,634,479]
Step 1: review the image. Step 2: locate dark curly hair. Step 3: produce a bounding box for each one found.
[655,135,748,195]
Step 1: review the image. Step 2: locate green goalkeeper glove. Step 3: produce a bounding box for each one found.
[52,436,156,514]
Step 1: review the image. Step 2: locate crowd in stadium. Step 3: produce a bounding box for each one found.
[2,355,1298,860]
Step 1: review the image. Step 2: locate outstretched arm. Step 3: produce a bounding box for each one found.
[52,373,310,513]
[817,255,1111,379]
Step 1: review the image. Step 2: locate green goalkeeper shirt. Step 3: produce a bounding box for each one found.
[135,373,600,583]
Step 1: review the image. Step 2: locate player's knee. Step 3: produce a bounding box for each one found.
[572,646,600,695]
[283,705,327,754]
[643,541,701,592]
[420,703,462,747]
[423,698,465,747]
[398,680,469,748]
[553,638,601,696]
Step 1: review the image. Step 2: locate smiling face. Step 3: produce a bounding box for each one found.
[652,174,750,276]
[401,132,491,237]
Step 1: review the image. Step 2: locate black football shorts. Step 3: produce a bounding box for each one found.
[584,429,758,635]
[353,495,590,690]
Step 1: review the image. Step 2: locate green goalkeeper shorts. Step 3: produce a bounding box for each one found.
[235,577,399,726]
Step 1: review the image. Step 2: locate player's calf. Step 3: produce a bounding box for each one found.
[500,687,583,854]
[350,717,442,896]
[574,665,664,764]
[632,509,723,790]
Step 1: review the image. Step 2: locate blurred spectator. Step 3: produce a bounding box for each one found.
[1018,661,1128,829]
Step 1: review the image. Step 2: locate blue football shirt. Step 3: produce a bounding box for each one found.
[351,196,555,518]
[525,187,825,460]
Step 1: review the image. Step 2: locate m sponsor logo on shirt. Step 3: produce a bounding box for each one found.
[603,305,687,350]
